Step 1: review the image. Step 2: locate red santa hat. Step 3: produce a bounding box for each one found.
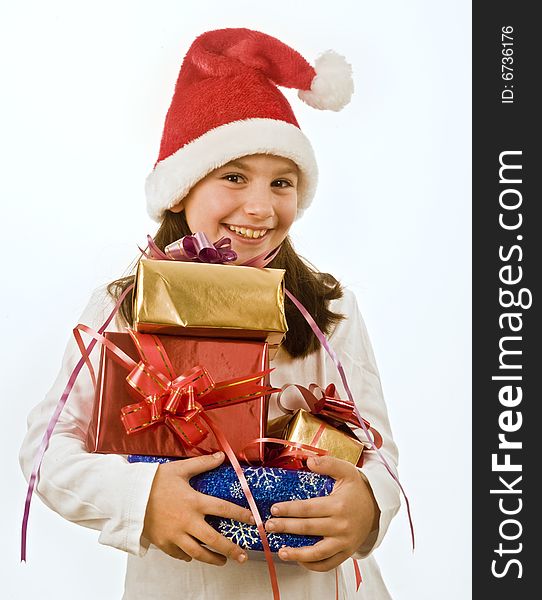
[145,28,354,222]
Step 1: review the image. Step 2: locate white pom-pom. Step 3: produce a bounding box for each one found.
[298,50,354,111]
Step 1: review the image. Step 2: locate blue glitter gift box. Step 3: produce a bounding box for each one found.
[128,455,334,551]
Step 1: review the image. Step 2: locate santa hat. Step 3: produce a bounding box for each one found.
[145,28,354,222]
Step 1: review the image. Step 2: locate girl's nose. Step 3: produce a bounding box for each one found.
[242,188,275,220]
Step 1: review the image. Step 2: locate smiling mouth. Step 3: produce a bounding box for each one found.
[225,224,269,239]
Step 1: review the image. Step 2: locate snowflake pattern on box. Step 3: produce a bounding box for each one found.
[128,456,335,552]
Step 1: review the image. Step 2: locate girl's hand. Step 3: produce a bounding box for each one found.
[264,455,380,572]
[143,451,254,566]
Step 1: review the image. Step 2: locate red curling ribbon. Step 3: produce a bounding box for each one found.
[240,436,329,468]
[199,413,281,600]
[74,326,281,597]
[353,558,363,589]
[276,383,383,450]
[79,320,281,597]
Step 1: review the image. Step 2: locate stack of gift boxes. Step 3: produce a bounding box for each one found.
[84,257,371,552]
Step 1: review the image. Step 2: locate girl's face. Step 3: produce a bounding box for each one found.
[171,154,299,265]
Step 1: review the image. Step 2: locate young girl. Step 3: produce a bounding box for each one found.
[20,28,401,599]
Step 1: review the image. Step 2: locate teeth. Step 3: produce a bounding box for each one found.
[228,225,268,239]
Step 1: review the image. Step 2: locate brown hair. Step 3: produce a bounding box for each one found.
[108,211,344,358]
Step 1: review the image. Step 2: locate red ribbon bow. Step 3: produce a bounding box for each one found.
[110,331,276,450]
[71,326,276,451]
[277,382,383,449]
[120,362,215,448]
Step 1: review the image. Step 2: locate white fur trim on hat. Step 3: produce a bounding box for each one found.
[298,50,354,112]
[145,118,318,222]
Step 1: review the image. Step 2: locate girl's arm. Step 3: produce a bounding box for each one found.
[327,288,401,557]
[19,287,160,556]
[263,289,401,568]
[20,286,254,563]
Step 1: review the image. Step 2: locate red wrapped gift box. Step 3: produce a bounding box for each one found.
[86,333,270,461]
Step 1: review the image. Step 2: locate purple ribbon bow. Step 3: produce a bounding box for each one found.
[144,232,237,263]
[142,232,281,268]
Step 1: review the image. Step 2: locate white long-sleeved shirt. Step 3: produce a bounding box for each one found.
[19,286,400,599]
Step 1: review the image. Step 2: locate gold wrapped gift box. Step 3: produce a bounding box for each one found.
[133,260,288,358]
[267,409,365,466]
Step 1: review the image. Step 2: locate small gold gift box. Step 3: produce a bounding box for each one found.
[267,409,365,466]
[133,260,287,358]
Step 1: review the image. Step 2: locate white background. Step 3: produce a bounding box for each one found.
[2,1,471,598]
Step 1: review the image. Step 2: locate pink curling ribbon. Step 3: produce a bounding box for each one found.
[238,244,281,267]
[21,284,134,562]
[284,289,415,551]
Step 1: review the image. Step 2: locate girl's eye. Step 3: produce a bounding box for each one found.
[222,174,245,184]
[272,179,293,188]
